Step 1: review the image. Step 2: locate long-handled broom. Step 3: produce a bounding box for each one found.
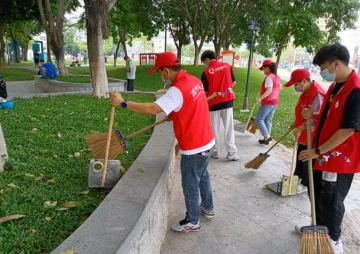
[300,119,334,254]
[245,127,294,169]
[85,117,169,160]
[246,93,260,134]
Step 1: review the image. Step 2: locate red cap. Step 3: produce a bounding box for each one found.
[259,59,273,70]
[148,52,180,74]
[284,69,310,87]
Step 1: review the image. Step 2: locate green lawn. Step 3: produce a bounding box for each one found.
[0,94,154,254]
[0,68,35,81]
[56,76,117,83]
[7,61,36,67]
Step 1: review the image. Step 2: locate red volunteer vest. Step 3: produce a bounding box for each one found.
[313,71,360,174]
[295,81,326,145]
[204,60,236,107]
[171,70,214,151]
[261,73,281,105]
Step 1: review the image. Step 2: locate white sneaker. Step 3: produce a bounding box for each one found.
[200,205,215,219]
[331,239,343,254]
[294,224,302,235]
[211,151,219,159]
[171,218,201,233]
[226,152,239,161]
[297,183,308,194]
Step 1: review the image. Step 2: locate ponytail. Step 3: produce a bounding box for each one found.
[269,63,277,75]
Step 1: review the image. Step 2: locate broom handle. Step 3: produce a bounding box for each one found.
[288,137,298,195]
[306,118,317,226]
[264,127,294,154]
[101,106,115,187]
[126,118,168,139]
[246,93,260,124]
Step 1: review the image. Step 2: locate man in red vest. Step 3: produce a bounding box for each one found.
[110,52,215,233]
[284,69,326,194]
[299,43,360,253]
[200,50,238,161]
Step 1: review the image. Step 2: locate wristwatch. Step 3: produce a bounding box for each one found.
[120,100,128,108]
[315,147,321,156]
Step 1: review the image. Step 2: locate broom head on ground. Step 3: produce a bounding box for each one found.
[85,129,128,160]
[244,153,269,169]
[246,117,258,134]
[300,226,334,254]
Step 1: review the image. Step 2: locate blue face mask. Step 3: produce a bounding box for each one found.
[320,63,336,81]
[294,85,304,93]
[161,76,172,85]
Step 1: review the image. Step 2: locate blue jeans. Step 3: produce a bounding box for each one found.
[255,104,278,137]
[180,150,213,224]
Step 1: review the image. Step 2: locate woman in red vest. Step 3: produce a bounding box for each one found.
[255,60,281,145]
[299,43,360,253]
[110,52,215,233]
[284,69,326,194]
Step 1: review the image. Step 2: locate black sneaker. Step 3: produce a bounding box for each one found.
[259,137,272,145]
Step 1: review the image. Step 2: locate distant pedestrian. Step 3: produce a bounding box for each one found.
[40,60,57,79]
[255,60,281,145]
[34,49,40,67]
[123,55,136,91]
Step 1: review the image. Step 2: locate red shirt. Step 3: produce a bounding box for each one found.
[314,71,360,174]
[203,60,235,107]
[261,73,281,105]
[294,81,326,145]
[171,71,214,152]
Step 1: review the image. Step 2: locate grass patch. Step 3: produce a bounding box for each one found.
[0,68,35,81]
[56,76,117,83]
[0,94,154,253]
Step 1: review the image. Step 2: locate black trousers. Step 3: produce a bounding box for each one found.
[127,79,134,91]
[295,147,354,241]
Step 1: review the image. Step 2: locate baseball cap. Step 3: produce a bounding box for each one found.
[284,69,310,87]
[148,52,180,74]
[259,59,273,70]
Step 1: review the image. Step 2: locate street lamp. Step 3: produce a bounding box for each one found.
[241,17,259,112]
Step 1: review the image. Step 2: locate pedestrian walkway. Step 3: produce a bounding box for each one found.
[161,127,360,254]
[7,81,43,97]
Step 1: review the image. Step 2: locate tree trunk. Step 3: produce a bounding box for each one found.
[224,38,231,50]
[86,12,109,98]
[276,51,282,67]
[46,35,51,62]
[52,45,67,76]
[177,44,182,62]
[13,39,20,63]
[0,23,5,68]
[22,42,29,61]
[213,40,221,57]
[194,45,200,66]
[120,39,127,56]
[114,40,121,67]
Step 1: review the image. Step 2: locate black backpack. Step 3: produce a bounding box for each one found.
[0,74,7,99]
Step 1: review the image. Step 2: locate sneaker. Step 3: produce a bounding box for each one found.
[259,137,272,145]
[171,218,201,233]
[211,151,219,159]
[200,205,215,219]
[226,152,239,161]
[294,224,302,235]
[331,239,343,254]
[297,183,308,194]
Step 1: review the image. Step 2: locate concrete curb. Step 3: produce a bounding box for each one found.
[51,113,176,254]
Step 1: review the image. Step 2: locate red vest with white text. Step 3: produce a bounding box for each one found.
[171,70,214,151]
[261,73,281,105]
[204,60,235,107]
[295,81,326,145]
[313,71,360,174]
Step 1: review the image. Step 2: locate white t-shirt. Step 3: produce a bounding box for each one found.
[265,76,273,88]
[155,87,214,155]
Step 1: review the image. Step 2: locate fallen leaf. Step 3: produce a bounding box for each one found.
[56,207,69,211]
[104,118,108,121]
[78,191,89,195]
[52,155,58,160]
[0,214,25,224]
[57,132,62,138]
[137,168,144,173]
[0,189,5,194]
[4,111,8,114]
[31,128,38,134]
[70,112,74,115]
[7,183,19,188]
[41,115,47,118]
[64,201,79,208]
[31,229,36,233]
[34,174,44,181]
[90,130,99,134]
[74,152,81,157]
[60,249,75,254]
[19,251,24,254]
[45,216,52,222]
[44,201,57,207]
[47,178,56,183]
[24,173,35,177]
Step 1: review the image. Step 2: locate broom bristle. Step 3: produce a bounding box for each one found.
[300,226,334,254]
[246,118,255,131]
[249,122,258,134]
[244,153,269,169]
[85,129,128,159]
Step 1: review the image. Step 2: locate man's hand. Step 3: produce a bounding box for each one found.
[302,106,313,119]
[164,115,172,121]
[155,88,168,95]
[293,127,302,140]
[207,92,218,101]
[298,148,318,161]
[255,98,261,103]
[110,91,124,107]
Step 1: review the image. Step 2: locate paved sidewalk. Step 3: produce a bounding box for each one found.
[161,127,360,254]
[6,81,43,97]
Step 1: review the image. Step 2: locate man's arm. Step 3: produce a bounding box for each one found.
[201,71,209,93]
[230,68,236,86]
[257,76,273,101]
